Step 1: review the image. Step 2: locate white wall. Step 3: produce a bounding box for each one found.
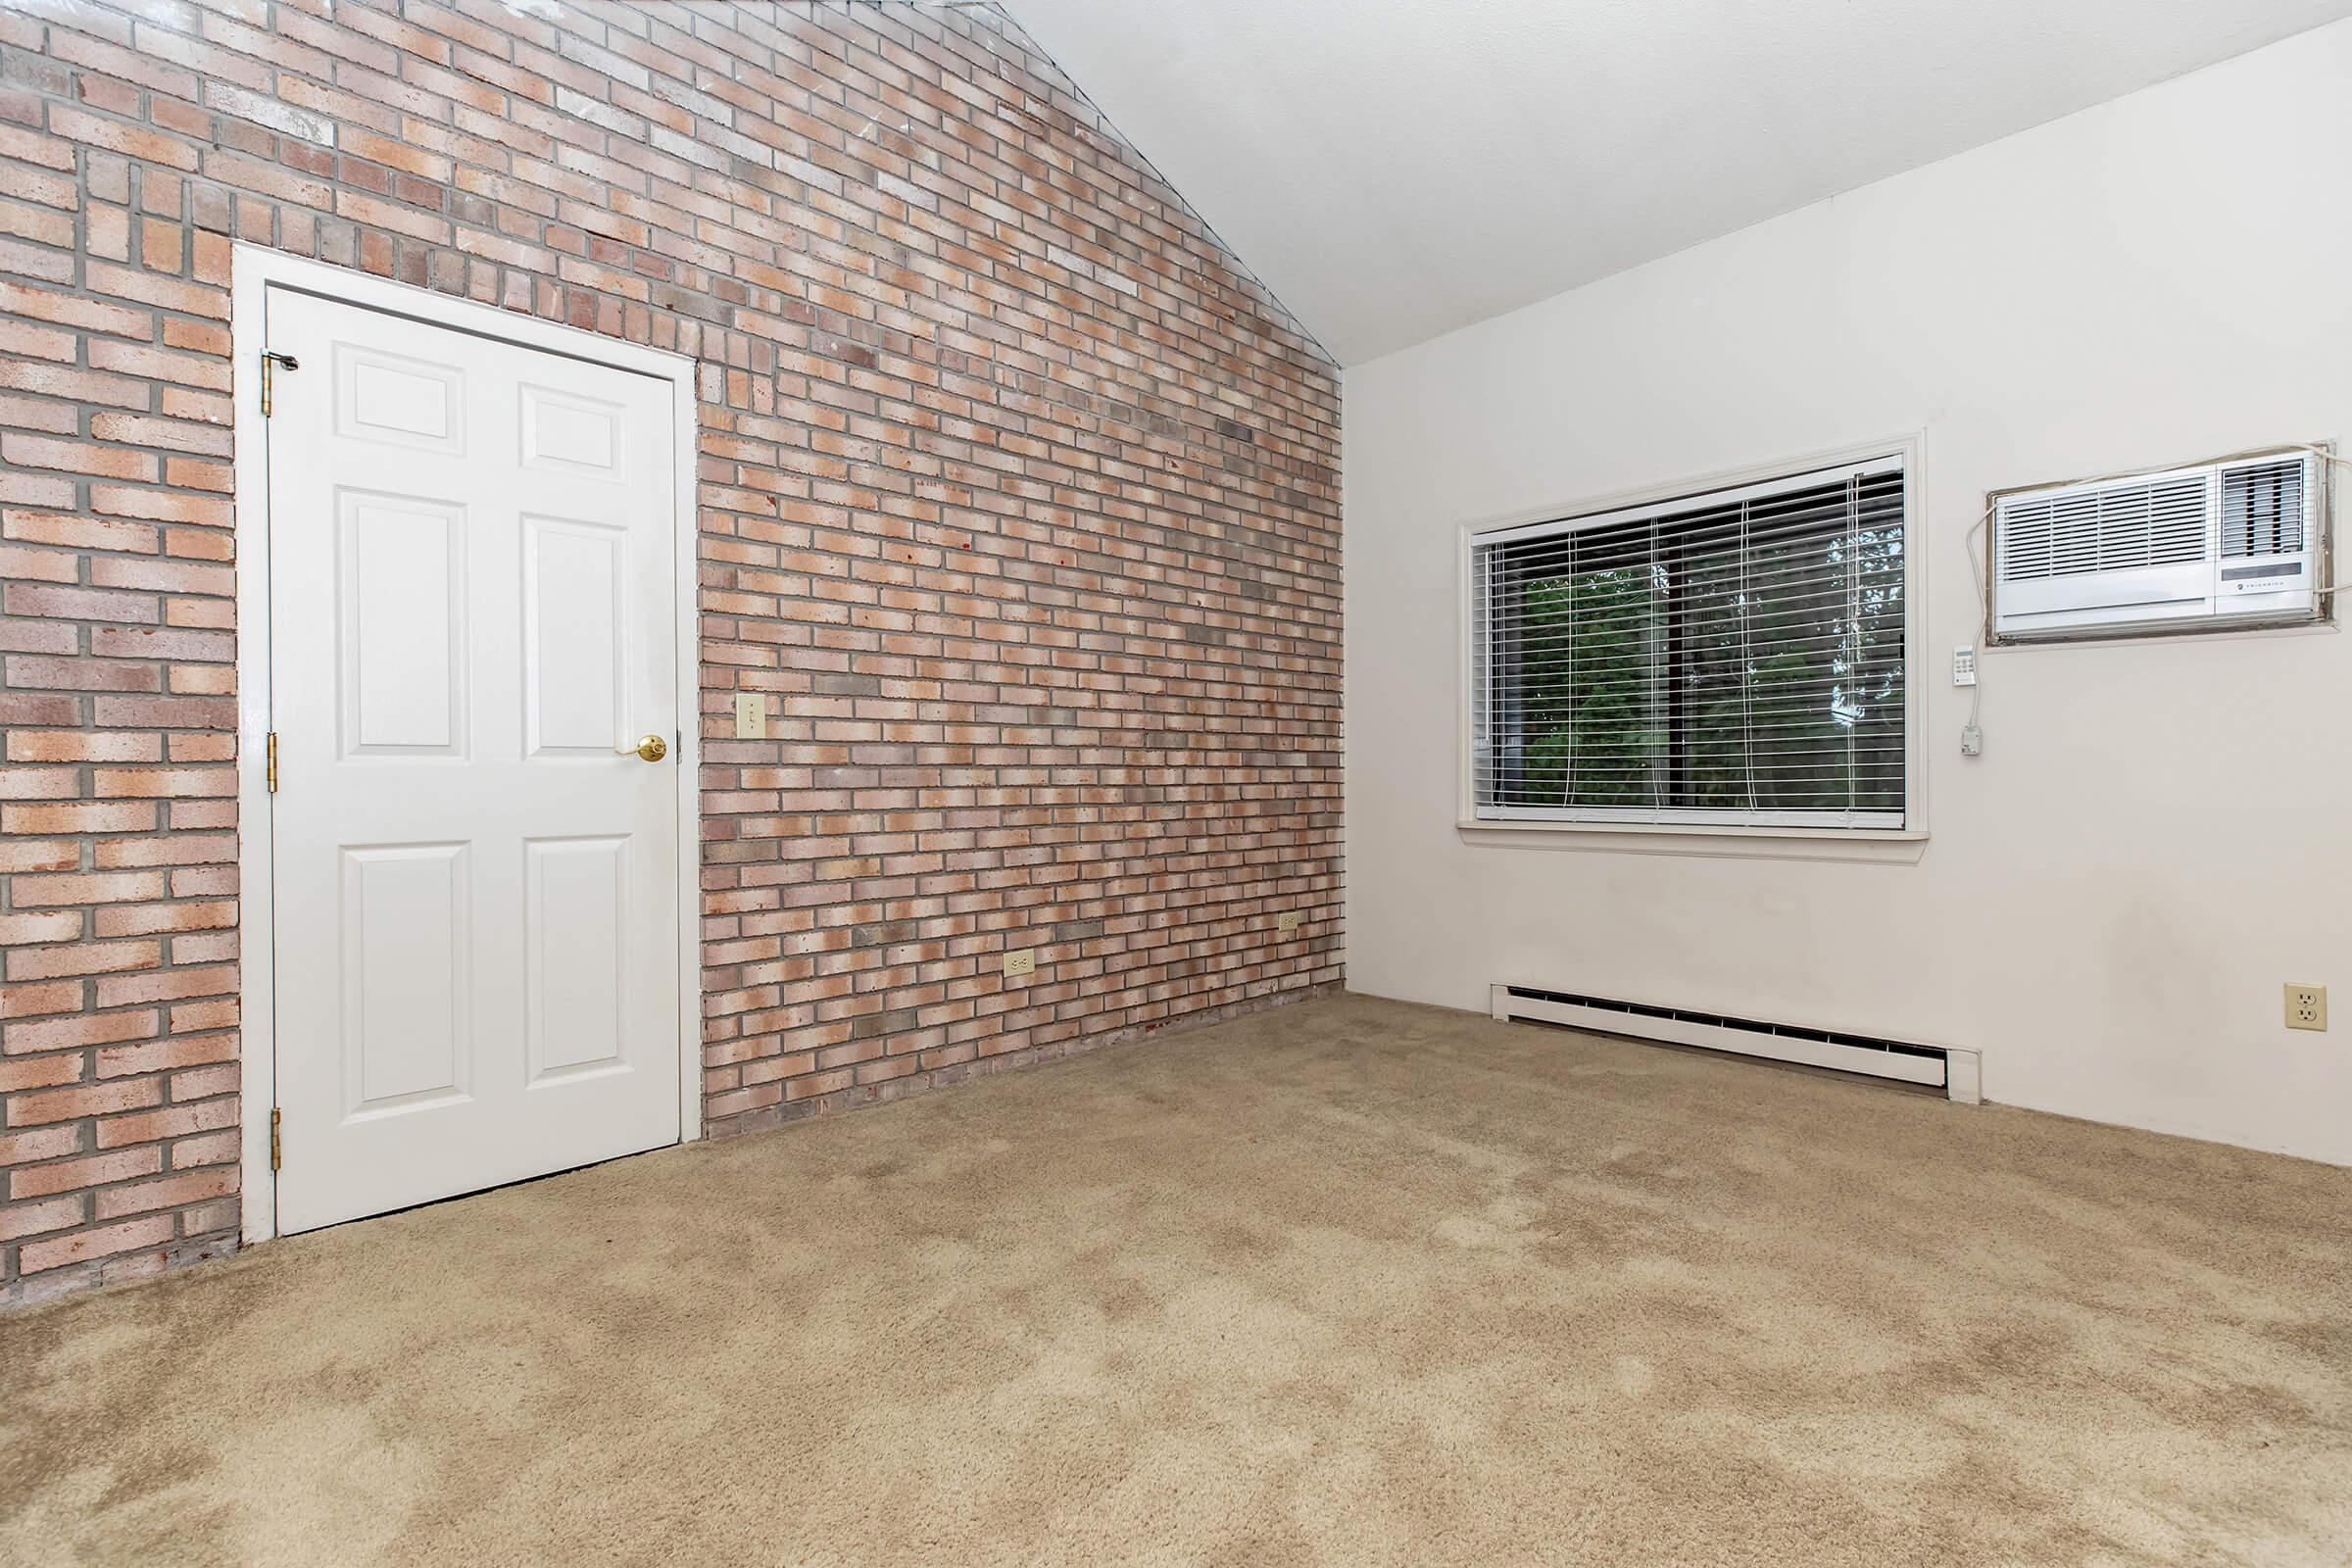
[1344,21,2352,1163]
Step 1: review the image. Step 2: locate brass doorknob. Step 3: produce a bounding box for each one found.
[632,733,668,762]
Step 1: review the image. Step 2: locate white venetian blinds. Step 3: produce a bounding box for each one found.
[1470,455,1908,827]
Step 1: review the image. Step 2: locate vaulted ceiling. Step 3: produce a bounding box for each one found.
[1004,0,2352,364]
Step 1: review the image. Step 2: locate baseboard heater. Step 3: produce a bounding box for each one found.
[1491,984,1982,1103]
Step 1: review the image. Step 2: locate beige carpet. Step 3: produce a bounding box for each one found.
[3,995,2347,1567]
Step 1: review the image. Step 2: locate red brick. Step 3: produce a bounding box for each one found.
[90,627,233,662]
[0,279,151,337]
[138,218,181,273]
[164,605,236,638]
[162,457,233,496]
[0,544,78,585]
[161,318,229,355]
[0,910,81,946]
[86,339,229,391]
[91,767,235,799]
[8,730,162,762]
[11,869,166,906]
[170,1128,240,1169]
[18,1213,173,1273]
[0,1195,84,1243]
[92,900,235,939]
[83,262,225,319]
[2,583,159,623]
[5,1076,161,1127]
[93,963,236,1010]
[0,432,157,481]
[0,801,158,835]
[5,509,159,554]
[90,557,233,595]
[4,1011,156,1057]
[0,1053,82,1093]
[7,940,163,983]
[0,617,75,659]
[0,122,78,174]
[0,694,81,727]
[169,1063,236,1101]
[0,390,78,432]
[0,840,77,873]
[0,318,77,364]
[93,1166,236,1221]
[94,1096,236,1149]
[45,27,199,102]
[0,766,75,800]
[1,983,84,1022]
[96,832,235,869]
[9,1146,158,1201]
[88,485,227,525]
[3,654,164,693]
[95,1029,231,1078]
[91,694,234,729]
[168,998,238,1032]
[0,359,145,408]
[0,473,78,510]
[0,1126,82,1168]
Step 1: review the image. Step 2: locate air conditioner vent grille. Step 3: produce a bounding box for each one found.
[2221,458,2306,559]
[1998,474,2209,582]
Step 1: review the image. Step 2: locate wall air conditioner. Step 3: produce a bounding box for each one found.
[1988,447,2329,642]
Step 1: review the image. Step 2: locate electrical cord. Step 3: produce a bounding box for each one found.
[1962,503,1991,744]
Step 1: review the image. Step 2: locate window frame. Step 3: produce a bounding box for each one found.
[1456,435,1929,844]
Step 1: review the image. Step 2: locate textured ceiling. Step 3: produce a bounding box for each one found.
[1004,0,2352,364]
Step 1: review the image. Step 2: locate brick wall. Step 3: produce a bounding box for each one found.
[0,0,1344,1307]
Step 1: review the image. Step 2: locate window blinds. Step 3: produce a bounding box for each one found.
[1470,456,1907,827]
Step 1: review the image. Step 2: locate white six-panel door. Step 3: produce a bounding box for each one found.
[265,288,681,1234]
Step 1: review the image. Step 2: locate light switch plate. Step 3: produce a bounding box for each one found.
[1003,948,1035,978]
[734,691,765,739]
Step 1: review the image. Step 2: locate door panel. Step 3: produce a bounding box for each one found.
[267,287,681,1235]
[339,490,466,756]
[523,517,627,755]
[341,842,469,1111]
[524,835,629,1081]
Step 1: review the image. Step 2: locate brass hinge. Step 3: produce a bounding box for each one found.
[260,350,299,416]
[266,730,278,793]
[270,1106,282,1172]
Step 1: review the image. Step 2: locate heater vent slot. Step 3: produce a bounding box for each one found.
[1492,984,1980,1102]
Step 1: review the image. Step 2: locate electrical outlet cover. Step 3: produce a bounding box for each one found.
[1004,948,1036,978]
[734,691,765,739]
[1277,910,1301,934]
[2285,983,2328,1031]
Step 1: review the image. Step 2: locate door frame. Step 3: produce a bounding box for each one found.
[230,244,704,1245]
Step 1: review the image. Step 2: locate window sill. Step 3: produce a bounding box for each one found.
[1456,816,1929,862]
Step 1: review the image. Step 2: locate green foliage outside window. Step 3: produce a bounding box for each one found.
[1488,476,1904,816]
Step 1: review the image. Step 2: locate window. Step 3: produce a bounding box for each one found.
[1469,452,1910,829]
